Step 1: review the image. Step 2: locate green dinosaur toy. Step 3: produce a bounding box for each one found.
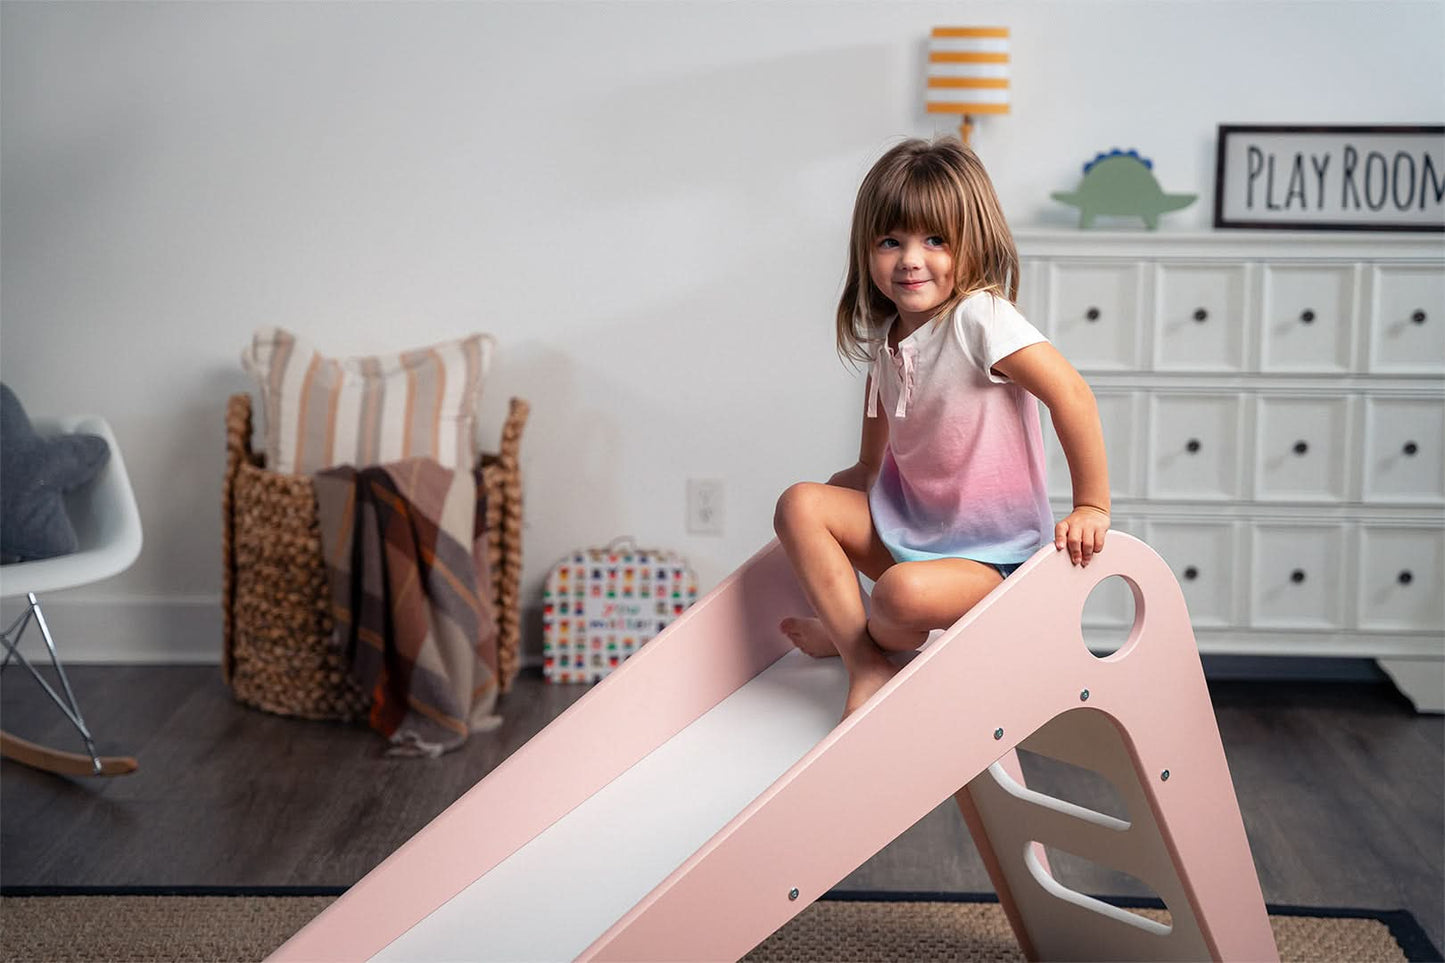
[1052,149,1196,229]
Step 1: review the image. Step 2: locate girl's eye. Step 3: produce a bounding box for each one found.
[926,236,946,247]
[877,238,899,249]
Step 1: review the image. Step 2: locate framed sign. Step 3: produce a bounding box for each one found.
[1214,124,1444,232]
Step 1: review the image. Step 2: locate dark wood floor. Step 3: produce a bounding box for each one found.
[2,665,1441,953]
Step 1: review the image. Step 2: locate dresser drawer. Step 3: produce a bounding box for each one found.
[1047,262,1143,370]
[1153,263,1249,371]
[1249,524,1347,630]
[1147,394,1246,500]
[1356,525,1445,633]
[1362,397,1445,504]
[1369,265,1445,374]
[1253,396,1353,503]
[1145,521,1239,628]
[1043,391,1140,500]
[1259,264,1356,373]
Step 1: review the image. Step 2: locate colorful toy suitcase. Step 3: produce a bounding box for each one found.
[542,539,700,684]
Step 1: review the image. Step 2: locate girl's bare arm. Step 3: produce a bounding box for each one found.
[991,342,1111,565]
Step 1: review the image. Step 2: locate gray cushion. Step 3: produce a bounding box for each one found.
[0,384,111,564]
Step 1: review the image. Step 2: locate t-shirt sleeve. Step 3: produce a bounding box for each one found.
[954,293,1049,384]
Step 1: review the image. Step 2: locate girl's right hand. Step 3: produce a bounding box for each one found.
[1055,506,1110,567]
[827,462,874,492]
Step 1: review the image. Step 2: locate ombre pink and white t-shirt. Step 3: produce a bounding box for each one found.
[867,290,1054,566]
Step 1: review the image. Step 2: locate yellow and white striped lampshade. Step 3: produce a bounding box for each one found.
[926,26,1010,116]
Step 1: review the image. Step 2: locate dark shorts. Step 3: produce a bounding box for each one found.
[990,561,1022,580]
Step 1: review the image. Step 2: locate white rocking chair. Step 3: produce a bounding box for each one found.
[0,414,143,776]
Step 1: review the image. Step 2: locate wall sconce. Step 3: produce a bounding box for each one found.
[926,26,1010,146]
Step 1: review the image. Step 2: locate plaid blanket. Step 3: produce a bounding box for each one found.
[312,458,501,756]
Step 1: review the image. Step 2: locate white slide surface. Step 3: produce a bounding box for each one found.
[373,650,853,962]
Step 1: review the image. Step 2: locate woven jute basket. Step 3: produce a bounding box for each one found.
[221,392,529,721]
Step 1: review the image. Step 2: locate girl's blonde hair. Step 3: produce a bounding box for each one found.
[836,137,1020,364]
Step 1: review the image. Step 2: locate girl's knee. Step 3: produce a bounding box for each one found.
[773,482,826,536]
[869,565,929,627]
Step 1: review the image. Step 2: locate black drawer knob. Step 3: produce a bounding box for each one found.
[1193,308,1209,322]
[1183,566,1199,581]
[1403,441,1418,456]
[1398,570,1413,586]
[1300,309,1316,324]
[1186,438,1202,454]
[1290,569,1307,584]
[1293,440,1309,456]
[1412,309,1427,325]
[1086,307,1101,322]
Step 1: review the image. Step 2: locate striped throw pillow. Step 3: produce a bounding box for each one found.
[241,327,494,476]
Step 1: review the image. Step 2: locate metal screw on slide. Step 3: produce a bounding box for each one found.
[1080,689,1090,701]
[788,888,799,901]
[1161,769,1171,782]
[994,728,1004,740]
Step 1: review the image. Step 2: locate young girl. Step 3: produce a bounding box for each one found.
[774,137,1111,720]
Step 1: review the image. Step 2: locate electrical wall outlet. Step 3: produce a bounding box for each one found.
[686,479,725,535]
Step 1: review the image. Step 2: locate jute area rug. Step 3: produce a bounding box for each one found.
[1,890,1437,962]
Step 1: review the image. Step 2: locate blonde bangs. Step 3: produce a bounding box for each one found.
[863,164,964,253]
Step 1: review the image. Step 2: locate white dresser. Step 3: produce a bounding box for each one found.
[1015,230,1445,711]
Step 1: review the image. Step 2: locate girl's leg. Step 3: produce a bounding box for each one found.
[773,483,897,716]
[774,483,895,656]
[839,559,1004,715]
[866,558,1004,651]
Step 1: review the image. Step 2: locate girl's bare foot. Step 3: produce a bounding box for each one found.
[780,617,839,658]
[842,654,900,719]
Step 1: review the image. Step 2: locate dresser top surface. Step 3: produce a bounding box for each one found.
[1015,228,1444,260]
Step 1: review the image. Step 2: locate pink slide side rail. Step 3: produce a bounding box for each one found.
[581,532,1275,962]
[268,540,810,963]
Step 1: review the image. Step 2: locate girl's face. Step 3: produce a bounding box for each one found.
[868,229,956,329]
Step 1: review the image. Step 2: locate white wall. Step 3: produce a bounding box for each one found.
[3,0,1441,662]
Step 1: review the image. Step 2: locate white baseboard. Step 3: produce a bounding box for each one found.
[0,597,543,668]
[0,597,222,664]
[1,598,543,669]
[1377,658,1445,714]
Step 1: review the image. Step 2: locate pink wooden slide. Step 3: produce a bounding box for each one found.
[269,531,1277,962]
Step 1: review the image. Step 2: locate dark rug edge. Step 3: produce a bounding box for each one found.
[3,886,1439,962]
[820,892,1441,963]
